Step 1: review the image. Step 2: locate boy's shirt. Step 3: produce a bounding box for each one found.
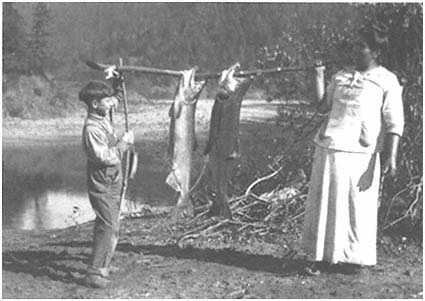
[82,89,126,167]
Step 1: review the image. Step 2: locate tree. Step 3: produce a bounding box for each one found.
[29,2,51,74]
[3,3,29,74]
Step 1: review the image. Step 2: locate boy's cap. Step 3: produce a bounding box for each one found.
[79,80,113,104]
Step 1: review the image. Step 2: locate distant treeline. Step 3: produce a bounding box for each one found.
[5,3,421,81]
[3,3,421,97]
[4,3,366,81]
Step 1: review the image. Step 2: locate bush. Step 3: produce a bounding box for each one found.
[2,75,78,119]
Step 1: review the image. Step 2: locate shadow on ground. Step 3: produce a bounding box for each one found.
[2,249,89,285]
[43,239,304,280]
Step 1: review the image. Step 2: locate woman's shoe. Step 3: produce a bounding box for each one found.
[337,263,364,275]
[303,262,321,276]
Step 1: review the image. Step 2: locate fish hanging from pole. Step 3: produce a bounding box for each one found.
[204,63,253,219]
[166,67,207,220]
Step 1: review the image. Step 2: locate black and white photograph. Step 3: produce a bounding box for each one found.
[2,2,423,298]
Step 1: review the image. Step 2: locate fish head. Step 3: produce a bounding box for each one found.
[179,66,206,102]
[219,62,250,93]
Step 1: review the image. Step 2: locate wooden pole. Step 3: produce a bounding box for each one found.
[119,57,130,207]
[86,60,345,81]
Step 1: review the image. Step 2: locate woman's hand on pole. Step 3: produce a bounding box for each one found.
[313,59,326,76]
[313,60,326,111]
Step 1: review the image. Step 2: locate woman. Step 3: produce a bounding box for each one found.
[302,23,404,275]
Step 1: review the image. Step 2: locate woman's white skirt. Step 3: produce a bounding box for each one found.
[302,145,381,266]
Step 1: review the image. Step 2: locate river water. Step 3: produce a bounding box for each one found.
[2,100,281,231]
[2,138,175,230]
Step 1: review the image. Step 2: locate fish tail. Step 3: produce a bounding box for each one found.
[166,170,182,192]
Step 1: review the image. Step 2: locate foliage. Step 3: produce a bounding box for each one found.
[2,76,78,119]
[2,3,29,74]
[28,2,52,73]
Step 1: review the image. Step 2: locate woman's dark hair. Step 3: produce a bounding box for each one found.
[358,21,390,52]
[79,80,113,106]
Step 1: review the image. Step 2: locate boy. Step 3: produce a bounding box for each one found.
[79,71,134,288]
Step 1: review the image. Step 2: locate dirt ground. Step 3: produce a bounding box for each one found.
[2,99,423,299]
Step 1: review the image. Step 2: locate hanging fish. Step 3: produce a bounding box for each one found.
[205,63,253,218]
[166,67,206,219]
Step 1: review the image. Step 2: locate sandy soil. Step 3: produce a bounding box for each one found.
[2,99,423,298]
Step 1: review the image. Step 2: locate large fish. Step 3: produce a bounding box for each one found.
[204,63,252,218]
[166,67,206,219]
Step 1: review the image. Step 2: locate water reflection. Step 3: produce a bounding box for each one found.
[13,190,95,230]
[2,141,93,230]
[2,138,173,230]
[2,167,95,230]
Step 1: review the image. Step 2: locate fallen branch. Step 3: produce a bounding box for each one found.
[384,185,410,224]
[230,197,248,210]
[244,166,284,197]
[201,219,232,234]
[229,195,246,204]
[233,201,262,214]
[186,209,210,226]
[383,181,422,231]
[289,210,305,221]
[243,111,322,197]
[179,218,216,238]
[249,193,273,204]
[237,223,260,232]
[177,219,236,244]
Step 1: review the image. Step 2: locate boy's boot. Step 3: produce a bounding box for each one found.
[84,267,111,288]
[84,273,111,288]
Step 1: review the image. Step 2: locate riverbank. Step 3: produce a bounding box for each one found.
[2,216,423,298]
[2,99,282,230]
[2,99,423,298]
